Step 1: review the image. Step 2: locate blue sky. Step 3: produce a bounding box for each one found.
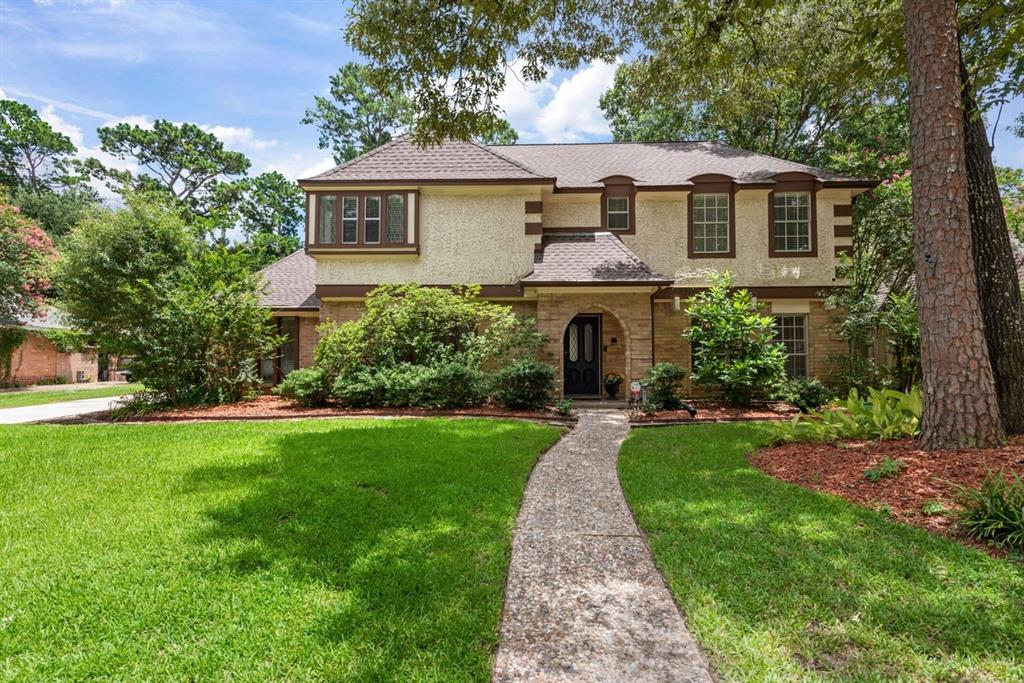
[1,0,1022,190]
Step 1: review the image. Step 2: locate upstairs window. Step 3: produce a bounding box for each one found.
[386,193,405,243]
[773,314,808,377]
[607,196,629,230]
[772,192,812,252]
[317,195,336,243]
[692,193,730,254]
[364,195,381,243]
[342,195,359,243]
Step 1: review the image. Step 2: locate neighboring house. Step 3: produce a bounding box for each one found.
[2,308,98,386]
[259,137,877,397]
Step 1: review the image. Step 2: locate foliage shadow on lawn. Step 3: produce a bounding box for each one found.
[182,418,557,681]
[619,423,1024,681]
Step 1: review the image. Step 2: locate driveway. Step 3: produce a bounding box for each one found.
[0,395,129,424]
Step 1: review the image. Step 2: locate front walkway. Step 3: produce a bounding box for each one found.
[493,409,714,682]
[0,395,129,424]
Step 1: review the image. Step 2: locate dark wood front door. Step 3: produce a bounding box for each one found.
[563,314,601,396]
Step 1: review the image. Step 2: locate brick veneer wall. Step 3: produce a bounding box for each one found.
[298,316,319,369]
[807,300,847,380]
[7,332,98,385]
[534,291,653,397]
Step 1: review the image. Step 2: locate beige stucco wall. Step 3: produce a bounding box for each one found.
[316,189,541,285]
[543,198,601,228]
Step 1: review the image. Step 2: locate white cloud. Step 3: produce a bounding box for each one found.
[262,152,336,181]
[0,88,7,100]
[101,114,152,129]
[39,104,85,146]
[496,60,618,143]
[202,125,277,152]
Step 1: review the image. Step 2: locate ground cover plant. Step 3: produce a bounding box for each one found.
[773,386,923,443]
[619,423,1024,681]
[0,382,141,409]
[0,418,561,680]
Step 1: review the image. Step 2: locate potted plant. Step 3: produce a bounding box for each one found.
[603,372,624,399]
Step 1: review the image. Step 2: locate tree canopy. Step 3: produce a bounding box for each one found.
[0,99,79,192]
[0,203,57,322]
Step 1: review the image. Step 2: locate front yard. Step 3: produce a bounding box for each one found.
[0,418,561,680]
[619,423,1024,681]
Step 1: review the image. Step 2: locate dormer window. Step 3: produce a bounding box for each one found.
[687,175,736,258]
[308,190,417,251]
[607,196,629,230]
[768,173,818,257]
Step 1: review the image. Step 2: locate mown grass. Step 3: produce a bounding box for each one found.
[619,423,1024,682]
[0,418,561,681]
[0,383,141,409]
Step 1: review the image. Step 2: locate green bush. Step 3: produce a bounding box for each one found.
[863,457,906,482]
[772,386,923,443]
[955,472,1024,550]
[490,359,555,410]
[774,376,834,413]
[554,398,573,416]
[685,271,787,406]
[644,362,687,410]
[416,362,487,408]
[275,367,331,407]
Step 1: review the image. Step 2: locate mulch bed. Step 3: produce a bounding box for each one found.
[121,395,575,425]
[631,400,798,425]
[751,436,1024,554]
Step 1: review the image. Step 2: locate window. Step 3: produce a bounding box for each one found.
[364,195,381,243]
[386,193,405,243]
[772,192,812,252]
[260,316,299,384]
[773,315,808,377]
[342,195,358,243]
[607,196,629,230]
[568,323,579,362]
[583,322,594,362]
[692,193,730,253]
[318,195,336,243]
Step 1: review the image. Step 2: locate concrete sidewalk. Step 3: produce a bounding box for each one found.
[493,409,714,682]
[0,395,129,424]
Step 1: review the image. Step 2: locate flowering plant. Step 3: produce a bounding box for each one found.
[603,372,624,387]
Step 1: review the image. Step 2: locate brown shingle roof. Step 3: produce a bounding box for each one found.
[303,135,551,183]
[492,141,863,188]
[258,250,318,309]
[523,232,671,285]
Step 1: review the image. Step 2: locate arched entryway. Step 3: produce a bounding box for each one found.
[556,304,632,398]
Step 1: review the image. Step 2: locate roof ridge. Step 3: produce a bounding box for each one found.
[490,140,710,147]
[303,134,409,181]
[469,138,548,178]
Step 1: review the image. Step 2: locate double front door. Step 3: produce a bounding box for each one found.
[563,314,601,396]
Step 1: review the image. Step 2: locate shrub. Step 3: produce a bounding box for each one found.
[490,359,555,410]
[685,271,787,406]
[332,364,434,408]
[772,386,922,443]
[863,457,906,482]
[955,472,1024,550]
[554,398,573,415]
[416,362,487,408]
[275,367,331,407]
[774,376,834,413]
[313,320,367,381]
[644,362,687,410]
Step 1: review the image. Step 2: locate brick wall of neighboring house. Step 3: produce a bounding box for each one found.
[534,291,654,397]
[320,301,366,326]
[7,332,98,385]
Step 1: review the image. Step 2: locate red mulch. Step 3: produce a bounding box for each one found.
[751,436,1024,553]
[631,400,798,424]
[124,394,574,424]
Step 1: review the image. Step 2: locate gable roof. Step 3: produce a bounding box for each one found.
[302,138,874,188]
[523,232,672,285]
[258,250,319,309]
[303,136,552,184]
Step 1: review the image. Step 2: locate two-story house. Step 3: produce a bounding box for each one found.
[259,136,876,397]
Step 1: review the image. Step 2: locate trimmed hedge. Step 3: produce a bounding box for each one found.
[491,359,555,410]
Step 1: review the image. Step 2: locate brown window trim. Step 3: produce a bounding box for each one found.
[307,190,419,249]
[687,175,736,258]
[768,175,819,258]
[600,176,636,234]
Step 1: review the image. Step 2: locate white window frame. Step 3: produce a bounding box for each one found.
[773,191,812,253]
[773,314,808,377]
[692,193,730,254]
[341,195,359,244]
[607,196,630,231]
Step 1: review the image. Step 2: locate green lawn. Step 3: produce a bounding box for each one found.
[619,423,1024,682]
[0,383,141,409]
[0,418,561,681]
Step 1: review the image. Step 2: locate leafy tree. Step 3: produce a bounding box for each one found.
[234,171,304,239]
[598,6,910,178]
[0,203,57,322]
[0,99,78,191]
[58,193,278,405]
[997,166,1024,242]
[302,62,518,164]
[9,185,98,240]
[685,271,788,407]
[81,120,250,214]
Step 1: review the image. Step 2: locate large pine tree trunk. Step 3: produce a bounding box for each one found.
[903,0,1004,449]
[960,58,1024,434]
